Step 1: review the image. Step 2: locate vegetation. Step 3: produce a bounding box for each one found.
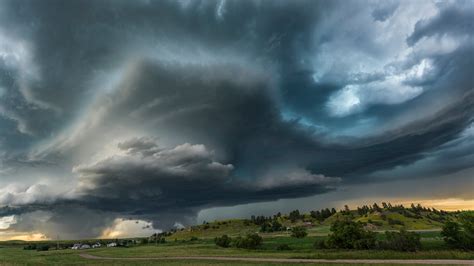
[290,226,308,238]
[324,220,377,249]
[441,212,474,250]
[1,202,473,264]
[381,229,421,251]
[276,243,291,250]
[233,233,263,249]
[214,234,232,248]
[23,244,50,251]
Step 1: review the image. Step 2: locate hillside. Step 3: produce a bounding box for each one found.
[168,203,462,240]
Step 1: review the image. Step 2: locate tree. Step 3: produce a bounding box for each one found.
[233,233,263,249]
[271,220,283,232]
[325,220,376,249]
[215,234,232,248]
[289,210,301,223]
[441,213,474,250]
[291,226,308,238]
[372,203,382,212]
[310,210,320,219]
[344,205,350,213]
[381,229,421,251]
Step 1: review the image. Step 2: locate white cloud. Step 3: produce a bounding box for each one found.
[0,215,15,230]
[327,77,424,117]
[0,184,65,206]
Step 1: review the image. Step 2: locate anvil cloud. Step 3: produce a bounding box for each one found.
[0,0,473,239]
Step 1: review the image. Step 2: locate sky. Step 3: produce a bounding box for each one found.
[0,0,473,240]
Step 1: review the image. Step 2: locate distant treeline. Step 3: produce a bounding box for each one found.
[246,202,459,225]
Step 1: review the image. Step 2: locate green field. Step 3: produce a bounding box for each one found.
[1,231,473,265]
[1,207,472,265]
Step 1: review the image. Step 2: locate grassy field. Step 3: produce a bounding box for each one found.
[1,231,473,265]
[1,209,471,265]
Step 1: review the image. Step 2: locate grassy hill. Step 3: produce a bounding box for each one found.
[169,204,462,240]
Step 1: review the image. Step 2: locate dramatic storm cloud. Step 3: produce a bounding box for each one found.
[0,0,473,239]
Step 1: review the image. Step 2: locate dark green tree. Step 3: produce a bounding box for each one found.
[381,229,421,251]
[325,220,376,249]
[214,234,232,248]
[289,210,301,223]
[291,226,308,238]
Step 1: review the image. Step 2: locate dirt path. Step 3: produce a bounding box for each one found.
[79,253,474,265]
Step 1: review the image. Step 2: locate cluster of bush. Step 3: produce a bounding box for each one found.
[314,220,421,251]
[215,233,263,249]
[441,212,474,250]
[148,234,167,244]
[23,244,50,251]
[260,220,284,232]
[310,208,337,222]
[290,226,308,238]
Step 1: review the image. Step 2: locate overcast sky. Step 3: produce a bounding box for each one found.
[0,0,473,240]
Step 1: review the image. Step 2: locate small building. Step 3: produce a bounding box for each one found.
[92,243,101,248]
[107,242,117,247]
[80,244,91,249]
[303,222,313,227]
[71,244,81,250]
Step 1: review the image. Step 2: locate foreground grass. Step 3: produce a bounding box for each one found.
[1,232,472,265]
[0,247,293,266]
[2,246,473,266]
[85,240,473,260]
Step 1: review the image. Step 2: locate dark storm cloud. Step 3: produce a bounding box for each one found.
[72,138,337,220]
[313,90,474,179]
[0,0,327,138]
[406,1,473,46]
[0,0,473,238]
[371,0,399,22]
[0,137,339,233]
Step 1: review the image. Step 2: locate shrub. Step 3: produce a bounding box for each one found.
[381,229,421,251]
[276,244,291,250]
[388,218,404,226]
[214,234,232,248]
[367,220,383,226]
[325,220,377,249]
[36,245,50,251]
[313,239,326,249]
[190,236,199,241]
[441,213,474,250]
[23,244,37,250]
[353,237,377,250]
[291,226,308,238]
[234,233,263,249]
[261,221,283,233]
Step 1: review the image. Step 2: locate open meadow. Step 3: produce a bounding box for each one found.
[1,229,473,265]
